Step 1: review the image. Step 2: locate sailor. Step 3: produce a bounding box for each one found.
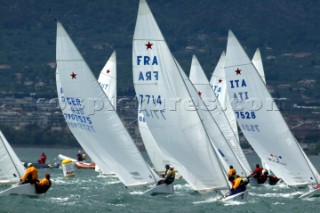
[82,152,87,161]
[20,163,39,184]
[76,150,83,161]
[157,166,175,185]
[35,173,52,194]
[257,169,269,184]
[40,152,47,164]
[247,164,264,180]
[229,175,247,196]
[160,164,170,178]
[228,165,236,182]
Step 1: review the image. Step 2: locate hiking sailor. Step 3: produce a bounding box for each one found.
[20,163,39,184]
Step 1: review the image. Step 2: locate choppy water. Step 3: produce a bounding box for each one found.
[1,147,320,212]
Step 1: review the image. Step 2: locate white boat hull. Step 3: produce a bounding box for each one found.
[0,183,37,196]
[220,190,248,202]
[299,187,320,199]
[142,183,174,196]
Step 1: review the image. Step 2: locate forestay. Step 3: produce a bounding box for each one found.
[132,0,229,191]
[189,55,251,176]
[0,130,25,184]
[224,30,320,186]
[56,22,155,187]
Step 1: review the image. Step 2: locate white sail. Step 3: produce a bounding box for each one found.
[98,51,117,109]
[132,0,229,191]
[224,30,320,186]
[252,48,266,84]
[138,110,171,172]
[210,52,240,143]
[96,51,118,175]
[0,130,25,184]
[56,22,156,187]
[189,55,251,176]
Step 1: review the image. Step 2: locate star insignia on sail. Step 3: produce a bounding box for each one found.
[218,79,223,83]
[106,69,110,74]
[198,91,202,97]
[235,68,241,75]
[146,41,153,49]
[70,72,77,79]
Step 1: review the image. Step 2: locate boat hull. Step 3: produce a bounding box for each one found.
[299,187,320,198]
[220,190,248,202]
[23,162,59,169]
[75,161,95,169]
[142,183,174,196]
[0,183,38,196]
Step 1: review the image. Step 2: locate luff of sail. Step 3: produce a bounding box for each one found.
[56,22,156,187]
[224,30,320,186]
[133,0,229,191]
[189,55,251,176]
[0,130,25,184]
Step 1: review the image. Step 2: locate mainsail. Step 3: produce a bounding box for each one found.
[132,0,229,191]
[224,30,320,186]
[138,110,172,172]
[0,130,25,184]
[56,22,156,187]
[189,55,251,176]
[98,51,117,109]
[252,48,266,84]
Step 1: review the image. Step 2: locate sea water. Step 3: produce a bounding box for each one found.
[0,147,320,212]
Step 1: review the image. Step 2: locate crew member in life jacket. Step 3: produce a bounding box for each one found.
[256,169,269,184]
[247,164,264,181]
[228,165,236,182]
[160,164,170,178]
[35,173,52,194]
[229,175,249,196]
[20,163,39,184]
[76,150,83,161]
[157,166,175,185]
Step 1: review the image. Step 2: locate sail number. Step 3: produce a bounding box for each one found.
[235,111,256,119]
[241,124,260,132]
[139,94,162,105]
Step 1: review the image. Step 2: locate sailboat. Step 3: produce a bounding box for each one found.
[210,50,272,183]
[0,130,39,196]
[223,30,320,198]
[189,55,251,177]
[55,22,163,190]
[133,0,247,200]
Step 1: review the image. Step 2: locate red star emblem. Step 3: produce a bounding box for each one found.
[235,68,241,75]
[218,79,222,83]
[146,41,153,49]
[198,91,202,97]
[106,69,110,74]
[70,72,77,79]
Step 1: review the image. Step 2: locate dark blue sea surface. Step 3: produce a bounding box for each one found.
[0,147,320,212]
